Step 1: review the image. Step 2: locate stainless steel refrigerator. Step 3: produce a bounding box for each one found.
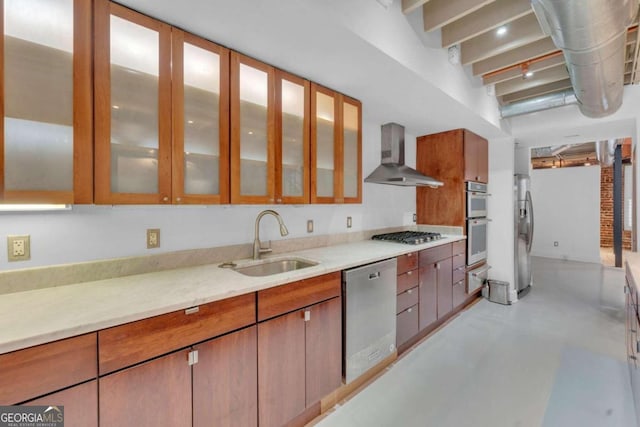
[515,174,534,294]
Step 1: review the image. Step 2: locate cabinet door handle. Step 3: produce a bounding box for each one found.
[276,198,282,203]
[407,271,412,276]
[407,289,413,294]
[407,253,413,257]
[188,350,199,366]
[176,197,182,203]
[304,310,311,322]
[185,307,200,315]
[407,308,413,313]
[436,263,440,270]
[162,196,169,202]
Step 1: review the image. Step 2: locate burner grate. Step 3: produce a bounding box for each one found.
[371,231,443,245]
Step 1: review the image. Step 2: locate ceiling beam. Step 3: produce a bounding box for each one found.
[423,0,495,32]
[483,52,564,85]
[441,0,533,48]
[461,13,546,64]
[402,0,429,15]
[472,37,557,75]
[495,64,569,96]
[500,78,572,103]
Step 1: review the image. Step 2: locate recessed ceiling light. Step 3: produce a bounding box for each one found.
[187,120,194,124]
[112,105,120,109]
[248,131,254,135]
[584,162,591,166]
[496,26,507,36]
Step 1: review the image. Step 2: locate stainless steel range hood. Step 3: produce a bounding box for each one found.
[364,123,443,188]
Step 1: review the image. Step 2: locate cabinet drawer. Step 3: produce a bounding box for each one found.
[452,251,466,269]
[396,304,419,348]
[397,269,419,294]
[452,240,465,256]
[453,265,466,284]
[420,244,452,266]
[257,272,341,321]
[453,279,467,308]
[99,293,256,375]
[0,333,97,405]
[397,286,419,314]
[397,252,418,275]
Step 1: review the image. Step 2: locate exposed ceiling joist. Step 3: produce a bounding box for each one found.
[472,37,557,75]
[423,0,495,32]
[441,0,532,48]
[482,52,563,85]
[461,13,546,64]
[500,78,572,103]
[495,64,569,96]
[401,0,430,15]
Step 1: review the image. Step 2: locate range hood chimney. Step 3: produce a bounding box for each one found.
[531,0,638,118]
[364,123,443,188]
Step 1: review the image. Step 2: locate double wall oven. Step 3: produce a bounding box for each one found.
[466,182,488,266]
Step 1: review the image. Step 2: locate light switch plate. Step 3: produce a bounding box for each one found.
[347,216,352,228]
[307,220,314,233]
[7,235,30,262]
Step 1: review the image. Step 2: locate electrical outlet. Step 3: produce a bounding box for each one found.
[7,235,30,262]
[554,241,559,247]
[413,213,417,223]
[307,220,314,233]
[347,216,352,228]
[147,229,160,249]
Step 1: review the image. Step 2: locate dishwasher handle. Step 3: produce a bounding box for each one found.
[368,272,381,280]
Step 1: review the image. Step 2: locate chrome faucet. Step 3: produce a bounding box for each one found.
[253,209,289,260]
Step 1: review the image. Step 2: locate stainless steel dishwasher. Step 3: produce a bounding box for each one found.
[343,257,397,384]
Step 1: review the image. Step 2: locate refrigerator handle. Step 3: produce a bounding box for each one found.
[526,190,534,253]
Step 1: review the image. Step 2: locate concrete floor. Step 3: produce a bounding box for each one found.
[315,257,635,427]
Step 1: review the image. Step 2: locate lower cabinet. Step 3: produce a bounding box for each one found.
[258,296,342,427]
[418,264,437,330]
[193,326,258,427]
[435,257,453,319]
[26,380,98,427]
[99,350,193,427]
[99,325,257,427]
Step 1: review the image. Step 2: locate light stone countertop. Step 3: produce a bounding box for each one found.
[0,235,465,354]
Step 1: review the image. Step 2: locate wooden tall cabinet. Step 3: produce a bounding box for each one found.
[1,0,93,204]
[416,129,488,227]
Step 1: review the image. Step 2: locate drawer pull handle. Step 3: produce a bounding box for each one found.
[369,272,381,280]
[630,355,637,361]
[407,289,413,294]
[407,308,413,313]
[185,307,200,315]
[407,253,414,257]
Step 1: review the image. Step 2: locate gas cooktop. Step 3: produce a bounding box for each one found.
[371,231,443,245]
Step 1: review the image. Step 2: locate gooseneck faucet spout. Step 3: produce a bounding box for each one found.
[253,210,289,260]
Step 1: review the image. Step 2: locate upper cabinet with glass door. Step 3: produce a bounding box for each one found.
[230,53,276,204]
[171,30,229,204]
[311,84,361,204]
[94,0,171,204]
[275,70,309,204]
[1,0,92,204]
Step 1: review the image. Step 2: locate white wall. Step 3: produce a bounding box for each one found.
[487,137,515,290]
[0,116,416,271]
[514,145,530,175]
[530,166,601,263]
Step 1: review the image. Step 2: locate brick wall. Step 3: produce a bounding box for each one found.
[600,166,632,249]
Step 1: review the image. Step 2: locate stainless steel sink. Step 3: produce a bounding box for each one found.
[233,257,318,277]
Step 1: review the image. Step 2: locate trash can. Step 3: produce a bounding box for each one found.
[485,280,511,305]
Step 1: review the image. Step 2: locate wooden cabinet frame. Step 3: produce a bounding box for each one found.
[94,0,172,204]
[275,70,310,204]
[171,30,230,204]
[0,0,93,204]
[310,84,362,204]
[230,52,276,204]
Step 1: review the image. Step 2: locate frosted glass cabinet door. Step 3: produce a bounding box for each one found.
[2,0,92,203]
[230,53,275,204]
[171,30,229,204]
[311,86,336,202]
[342,97,361,202]
[94,0,172,204]
[276,71,309,204]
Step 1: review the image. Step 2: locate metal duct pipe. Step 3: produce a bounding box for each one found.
[595,139,619,166]
[531,0,639,118]
[500,90,577,118]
